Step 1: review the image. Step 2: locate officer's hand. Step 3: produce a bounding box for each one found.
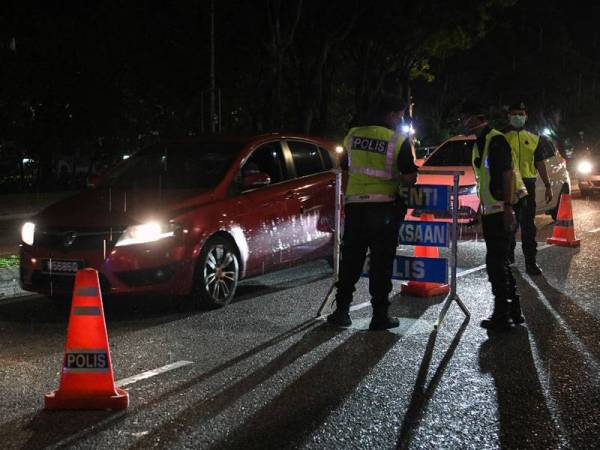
[545,185,553,204]
[503,207,516,232]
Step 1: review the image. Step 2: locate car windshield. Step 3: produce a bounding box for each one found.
[99,142,242,189]
[424,139,474,166]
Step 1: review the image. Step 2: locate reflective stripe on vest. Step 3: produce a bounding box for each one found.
[344,126,405,204]
[472,129,508,215]
[505,129,540,178]
[347,132,400,178]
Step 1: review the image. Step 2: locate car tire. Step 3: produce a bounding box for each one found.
[192,236,240,309]
[550,183,570,220]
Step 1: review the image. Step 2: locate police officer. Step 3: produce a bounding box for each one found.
[327,94,418,330]
[504,102,554,275]
[458,102,526,330]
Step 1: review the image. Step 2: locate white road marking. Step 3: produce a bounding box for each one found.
[115,360,193,387]
[588,227,600,233]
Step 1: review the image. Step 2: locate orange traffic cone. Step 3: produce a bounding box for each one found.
[401,213,450,297]
[44,268,128,410]
[547,193,580,247]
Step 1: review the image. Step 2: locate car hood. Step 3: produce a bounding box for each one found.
[417,165,476,186]
[33,188,216,228]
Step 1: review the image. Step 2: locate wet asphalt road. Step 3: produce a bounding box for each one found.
[0,197,599,449]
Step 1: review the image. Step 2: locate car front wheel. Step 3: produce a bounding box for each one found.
[192,237,239,308]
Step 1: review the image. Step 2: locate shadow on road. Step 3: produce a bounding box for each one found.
[478,326,561,449]
[209,328,399,450]
[515,271,600,448]
[396,316,469,450]
[0,319,320,449]
[0,409,126,450]
[530,275,600,361]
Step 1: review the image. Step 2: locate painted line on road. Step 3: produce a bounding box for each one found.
[115,360,193,388]
[588,227,600,233]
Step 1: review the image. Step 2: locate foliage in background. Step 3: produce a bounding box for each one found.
[0,0,598,190]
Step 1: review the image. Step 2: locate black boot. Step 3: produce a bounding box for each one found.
[525,261,542,276]
[327,304,351,327]
[481,299,513,331]
[509,297,525,325]
[369,303,399,330]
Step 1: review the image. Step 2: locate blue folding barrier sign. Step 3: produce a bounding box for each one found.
[392,256,448,283]
[398,221,449,248]
[362,255,448,283]
[399,185,450,211]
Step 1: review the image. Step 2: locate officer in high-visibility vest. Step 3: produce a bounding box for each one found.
[459,101,525,330]
[504,102,555,275]
[327,94,418,330]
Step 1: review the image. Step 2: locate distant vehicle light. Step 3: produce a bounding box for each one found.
[21,222,35,245]
[22,158,34,164]
[401,124,415,135]
[458,185,477,195]
[122,154,130,160]
[115,221,176,247]
[335,145,344,154]
[578,160,593,175]
[541,127,552,137]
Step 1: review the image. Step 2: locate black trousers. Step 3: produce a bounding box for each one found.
[481,212,517,301]
[335,202,404,310]
[512,178,537,263]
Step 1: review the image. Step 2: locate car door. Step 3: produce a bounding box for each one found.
[282,140,336,262]
[233,141,298,276]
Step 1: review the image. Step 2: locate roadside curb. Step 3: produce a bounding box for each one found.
[0,266,28,299]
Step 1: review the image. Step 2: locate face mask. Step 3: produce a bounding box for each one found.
[509,115,527,128]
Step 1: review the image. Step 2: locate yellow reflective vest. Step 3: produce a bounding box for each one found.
[472,129,527,215]
[504,129,540,178]
[343,126,406,204]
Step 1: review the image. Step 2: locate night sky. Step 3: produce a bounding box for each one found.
[1,0,599,191]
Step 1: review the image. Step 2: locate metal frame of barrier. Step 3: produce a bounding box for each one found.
[317,170,342,318]
[317,169,470,329]
[418,170,470,329]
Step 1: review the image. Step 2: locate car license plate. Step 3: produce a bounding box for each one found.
[41,259,84,275]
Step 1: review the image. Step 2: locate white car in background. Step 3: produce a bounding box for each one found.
[408,135,571,223]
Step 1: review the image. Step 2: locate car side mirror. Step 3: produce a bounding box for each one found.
[242,171,271,189]
[86,174,101,188]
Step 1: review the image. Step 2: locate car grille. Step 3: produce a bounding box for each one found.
[114,265,176,286]
[34,227,125,252]
[30,271,112,293]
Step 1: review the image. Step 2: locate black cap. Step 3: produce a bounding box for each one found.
[460,100,485,117]
[508,101,527,112]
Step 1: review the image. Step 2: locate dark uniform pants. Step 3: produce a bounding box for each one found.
[512,178,537,263]
[335,202,404,310]
[482,211,517,301]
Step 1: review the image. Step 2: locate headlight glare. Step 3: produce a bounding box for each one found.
[458,184,477,195]
[21,222,35,246]
[578,160,593,175]
[116,221,178,247]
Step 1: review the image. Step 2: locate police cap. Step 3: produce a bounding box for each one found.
[508,101,527,112]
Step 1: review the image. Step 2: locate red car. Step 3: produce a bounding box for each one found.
[20,134,339,307]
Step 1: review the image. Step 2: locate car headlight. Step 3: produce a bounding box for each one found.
[115,221,179,247]
[458,185,477,195]
[577,160,593,175]
[21,222,35,246]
